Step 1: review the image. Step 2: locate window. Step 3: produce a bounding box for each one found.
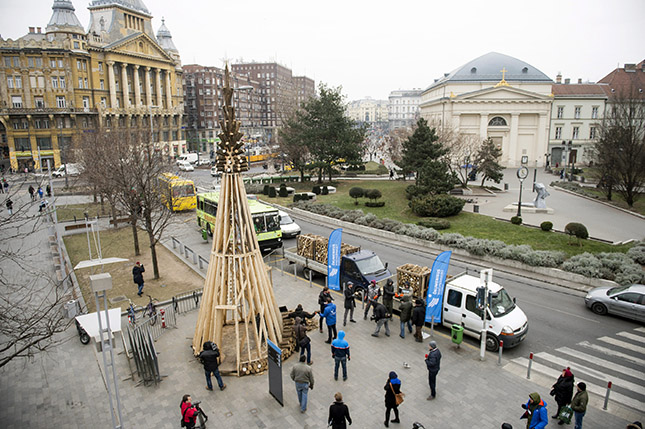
[572,127,579,139]
[35,97,44,108]
[555,127,562,139]
[98,62,103,72]
[574,106,581,119]
[73,41,80,49]
[7,76,13,88]
[60,76,65,88]
[77,60,82,70]
[52,76,58,88]
[100,79,104,90]
[35,58,42,67]
[28,57,34,67]
[35,118,49,129]
[12,56,20,67]
[557,106,564,119]
[446,289,462,307]
[616,293,642,304]
[11,96,23,108]
[78,77,83,88]
[56,96,66,108]
[488,116,507,126]
[4,57,11,67]
[50,58,57,68]
[592,106,598,119]
[14,137,31,151]
[589,127,596,139]
[58,59,63,68]
[15,76,22,88]
[100,97,107,108]
[83,96,90,108]
[465,295,483,318]
[82,117,89,128]
[37,137,52,150]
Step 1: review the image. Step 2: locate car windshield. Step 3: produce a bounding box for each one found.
[280,214,293,225]
[489,289,515,317]
[607,286,630,296]
[354,255,385,275]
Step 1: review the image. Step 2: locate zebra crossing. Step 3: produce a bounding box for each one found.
[505,327,645,413]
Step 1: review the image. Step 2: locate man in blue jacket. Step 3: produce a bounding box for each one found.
[322,297,337,344]
[331,330,350,381]
[522,392,549,429]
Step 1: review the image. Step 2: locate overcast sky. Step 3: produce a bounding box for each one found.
[1,0,644,101]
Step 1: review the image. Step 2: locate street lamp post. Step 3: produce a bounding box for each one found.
[516,164,529,218]
[562,140,573,181]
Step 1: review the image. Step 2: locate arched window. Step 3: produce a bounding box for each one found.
[488,116,507,126]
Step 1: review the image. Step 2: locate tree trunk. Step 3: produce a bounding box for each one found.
[317,168,323,183]
[481,176,486,187]
[328,166,333,182]
[147,228,160,280]
[130,215,140,255]
[299,168,305,182]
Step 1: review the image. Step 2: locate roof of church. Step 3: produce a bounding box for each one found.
[427,52,552,90]
[89,0,151,17]
[156,18,178,52]
[46,0,85,34]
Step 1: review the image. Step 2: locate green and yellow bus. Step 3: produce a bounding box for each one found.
[196,192,283,251]
[159,173,196,212]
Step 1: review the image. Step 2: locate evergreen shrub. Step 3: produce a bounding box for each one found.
[540,221,553,232]
[418,218,451,230]
[409,194,465,217]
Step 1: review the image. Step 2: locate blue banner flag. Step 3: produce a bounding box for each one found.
[425,251,452,323]
[327,228,342,291]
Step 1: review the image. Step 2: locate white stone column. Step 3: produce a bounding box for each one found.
[479,113,489,140]
[155,68,162,107]
[144,67,152,106]
[120,63,130,108]
[165,71,172,108]
[537,112,548,167]
[107,61,117,108]
[508,113,520,166]
[133,65,141,107]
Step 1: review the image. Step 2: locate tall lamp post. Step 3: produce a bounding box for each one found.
[516,160,529,217]
[562,140,573,181]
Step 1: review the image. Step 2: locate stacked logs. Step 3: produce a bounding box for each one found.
[296,234,360,263]
[397,263,432,297]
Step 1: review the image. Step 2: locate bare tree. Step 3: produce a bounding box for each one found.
[442,129,482,188]
[387,127,413,166]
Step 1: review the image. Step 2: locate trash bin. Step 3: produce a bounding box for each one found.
[451,324,464,345]
[65,300,79,319]
[201,229,208,241]
[504,183,509,191]
[473,205,479,213]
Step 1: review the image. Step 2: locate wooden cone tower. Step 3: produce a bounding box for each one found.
[192,66,283,376]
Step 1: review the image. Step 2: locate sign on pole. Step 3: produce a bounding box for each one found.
[425,251,452,323]
[327,228,342,291]
[267,339,283,406]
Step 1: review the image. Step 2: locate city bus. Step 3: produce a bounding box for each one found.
[196,192,283,251]
[158,173,197,212]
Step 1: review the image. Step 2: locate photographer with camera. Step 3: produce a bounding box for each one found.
[180,394,199,428]
[199,341,227,392]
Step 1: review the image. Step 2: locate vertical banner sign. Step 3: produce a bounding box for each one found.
[327,228,342,291]
[425,251,452,323]
[267,339,283,406]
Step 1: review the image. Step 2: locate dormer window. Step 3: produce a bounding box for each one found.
[470,67,477,74]
[488,116,507,126]
[522,67,528,74]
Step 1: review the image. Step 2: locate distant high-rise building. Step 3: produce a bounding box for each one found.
[0,0,185,171]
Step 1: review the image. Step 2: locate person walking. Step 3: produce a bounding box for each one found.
[343,282,357,326]
[294,317,313,365]
[290,354,314,413]
[371,301,390,337]
[399,294,413,339]
[37,186,43,199]
[6,198,14,215]
[383,371,402,427]
[363,280,381,320]
[46,184,51,197]
[328,392,352,429]
[2,179,8,194]
[198,341,226,392]
[551,367,574,423]
[331,330,350,381]
[570,382,588,429]
[383,279,395,319]
[322,297,338,344]
[425,341,441,400]
[0,178,5,193]
[132,261,145,296]
[389,169,394,180]
[180,394,198,429]
[522,392,549,429]
[28,185,35,201]
[411,299,426,342]
[318,286,333,333]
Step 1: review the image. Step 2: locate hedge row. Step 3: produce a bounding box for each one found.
[291,201,644,284]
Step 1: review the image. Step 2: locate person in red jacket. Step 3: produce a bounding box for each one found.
[180,394,198,428]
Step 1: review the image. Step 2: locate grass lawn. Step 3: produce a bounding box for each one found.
[265,179,632,257]
[64,226,204,313]
[56,202,116,222]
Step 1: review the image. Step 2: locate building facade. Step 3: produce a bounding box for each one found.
[0,0,184,171]
[346,98,389,126]
[420,52,553,168]
[388,89,422,129]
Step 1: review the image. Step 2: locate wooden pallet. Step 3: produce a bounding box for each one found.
[397,263,431,298]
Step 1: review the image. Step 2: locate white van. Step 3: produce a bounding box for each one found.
[52,163,82,178]
[441,272,528,351]
[177,153,199,165]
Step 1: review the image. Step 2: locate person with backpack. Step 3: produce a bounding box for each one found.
[180,394,198,428]
[198,341,226,392]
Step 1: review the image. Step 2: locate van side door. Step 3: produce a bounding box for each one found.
[464,294,486,335]
[443,288,463,326]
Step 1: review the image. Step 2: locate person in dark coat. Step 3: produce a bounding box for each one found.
[318,286,333,333]
[383,279,395,319]
[343,282,357,326]
[328,392,352,429]
[28,185,35,201]
[371,302,390,337]
[288,303,317,322]
[132,261,145,296]
[6,198,13,215]
[551,367,575,423]
[425,341,441,399]
[570,382,588,429]
[294,317,312,364]
[411,299,426,342]
[383,371,401,427]
[399,294,413,338]
[198,342,226,392]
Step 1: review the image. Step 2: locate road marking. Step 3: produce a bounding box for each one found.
[521,300,599,323]
[510,357,645,411]
[537,352,645,396]
[635,327,645,334]
[617,331,645,344]
[578,341,645,366]
[556,346,639,379]
[599,336,645,354]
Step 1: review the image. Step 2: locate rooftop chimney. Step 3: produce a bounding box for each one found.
[564,78,570,84]
[556,73,562,84]
[578,78,582,84]
[29,27,35,33]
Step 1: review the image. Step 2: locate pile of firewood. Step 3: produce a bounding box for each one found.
[397,263,431,297]
[297,234,360,263]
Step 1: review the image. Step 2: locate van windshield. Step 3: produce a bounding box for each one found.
[355,255,385,276]
[489,289,515,317]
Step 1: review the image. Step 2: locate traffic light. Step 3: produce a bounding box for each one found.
[476,286,486,310]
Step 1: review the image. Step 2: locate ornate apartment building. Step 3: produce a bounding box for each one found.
[388,89,422,129]
[0,0,184,171]
[346,98,389,125]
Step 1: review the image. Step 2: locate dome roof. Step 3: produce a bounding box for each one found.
[428,52,552,90]
[46,0,85,34]
[89,0,151,17]
[156,18,178,52]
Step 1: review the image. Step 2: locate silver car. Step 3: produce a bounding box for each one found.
[584,284,645,323]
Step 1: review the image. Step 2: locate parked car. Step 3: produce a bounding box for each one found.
[279,210,301,238]
[210,166,221,177]
[585,284,645,322]
[177,160,194,172]
[52,163,83,178]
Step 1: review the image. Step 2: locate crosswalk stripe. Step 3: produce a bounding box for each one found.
[536,352,645,396]
[578,341,645,367]
[510,358,645,411]
[617,331,645,344]
[556,347,639,379]
[635,327,645,334]
[598,336,645,354]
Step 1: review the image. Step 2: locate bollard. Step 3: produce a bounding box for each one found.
[497,340,504,366]
[603,381,612,410]
[280,259,283,276]
[527,352,533,379]
[160,308,166,328]
[293,263,297,277]
[309,273,312,288]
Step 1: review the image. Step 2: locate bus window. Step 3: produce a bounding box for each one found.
[173,184,195,198]
[253,215,265,233]
[266,213,280,232]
